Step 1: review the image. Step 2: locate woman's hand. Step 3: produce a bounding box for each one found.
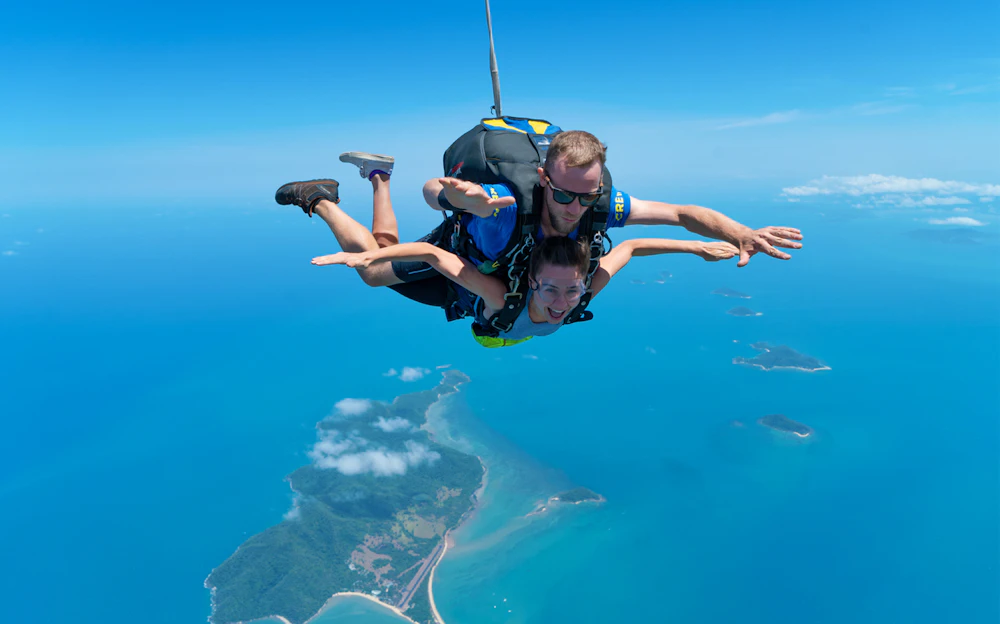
[697,241,740,262]
[311,251,376,268]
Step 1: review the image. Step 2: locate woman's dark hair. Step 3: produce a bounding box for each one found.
[529,236,590,280]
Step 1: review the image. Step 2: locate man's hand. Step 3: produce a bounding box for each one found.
[735,226,803,267]
[311,251,375,268]
[436,177,516,215]
[697,241,740,262]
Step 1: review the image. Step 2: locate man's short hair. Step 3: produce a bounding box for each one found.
[545,130,606,171]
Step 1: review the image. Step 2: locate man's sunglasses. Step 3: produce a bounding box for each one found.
[544,173,603,207]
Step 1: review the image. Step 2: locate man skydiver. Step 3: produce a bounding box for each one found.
[413,130,802,281]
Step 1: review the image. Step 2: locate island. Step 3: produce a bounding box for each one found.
[712,287,751,299]
[733,342,830,372]
[727,306,762,317]
[526,487,605,517]
[205,370,485,624]
[758,414,813,438]
[552,487,603,504]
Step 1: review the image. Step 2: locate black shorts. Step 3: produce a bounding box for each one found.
[388,221,452,308]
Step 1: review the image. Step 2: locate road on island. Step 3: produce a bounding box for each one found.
[395,539,444,611]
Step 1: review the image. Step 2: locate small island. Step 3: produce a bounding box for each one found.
[712,287,751,299]
[552,487,604,504]
[758,414,813,438]
[525,487,605,517]
[733,342,830,372]
[727,306,762,317]
[205,370,484,624]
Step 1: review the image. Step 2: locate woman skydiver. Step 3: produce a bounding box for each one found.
[276,153,739,347]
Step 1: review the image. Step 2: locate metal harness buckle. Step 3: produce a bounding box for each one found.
[450,214,462,250]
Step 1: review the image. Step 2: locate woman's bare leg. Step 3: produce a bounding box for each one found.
[312,199,401,287]
[370,173,399,248]
[338,152,398,248]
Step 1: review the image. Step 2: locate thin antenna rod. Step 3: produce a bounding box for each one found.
[485,0,503,118]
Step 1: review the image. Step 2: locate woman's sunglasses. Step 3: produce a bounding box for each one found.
[544,173,603,207]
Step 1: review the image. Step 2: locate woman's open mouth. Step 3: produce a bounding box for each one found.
[547,307,567,321]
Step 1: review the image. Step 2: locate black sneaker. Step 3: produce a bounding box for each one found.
[275,179,340,217]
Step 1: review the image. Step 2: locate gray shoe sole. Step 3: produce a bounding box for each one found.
[339,152,395,167]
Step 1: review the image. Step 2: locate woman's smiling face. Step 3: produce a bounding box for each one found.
[529,263,586,323]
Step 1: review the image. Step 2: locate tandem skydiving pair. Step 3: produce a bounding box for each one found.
[275,118,803,347]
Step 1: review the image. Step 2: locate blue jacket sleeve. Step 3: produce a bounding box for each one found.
[606,187,631,229]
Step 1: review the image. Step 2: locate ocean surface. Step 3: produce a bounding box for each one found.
[1,193,998,623]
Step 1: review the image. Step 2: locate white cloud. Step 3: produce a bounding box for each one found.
[927,217,986,226]
[373,416,414,433]
[981,197,995,203]
[523,354,538,360]
[308,429,440,476]
[334,398,372,417]
[13,241,28,246]
[435,364,451,369]
[783,174,1000,198]
[783,175,1000,211]
[783,185,831,197]
[897,196,971,208]
[645,346,657,355]
[716,110,803,130]
[2,250,16,256]
[284,496,303,521]
[382,368,398,377]
[399,366,430,382]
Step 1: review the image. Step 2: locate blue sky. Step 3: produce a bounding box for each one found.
[1,0,998,214]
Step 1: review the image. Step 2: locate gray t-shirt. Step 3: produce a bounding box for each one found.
[484,291,564,340]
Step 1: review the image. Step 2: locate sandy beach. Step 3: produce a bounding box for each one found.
[427,457,489,624]
[304,592,420,624]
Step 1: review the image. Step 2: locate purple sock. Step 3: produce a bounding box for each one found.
[368,169,390,180]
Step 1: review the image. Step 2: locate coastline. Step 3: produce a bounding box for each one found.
[303,593,419,624]
[427,457,489,624]
[206,370,483,624]
[323,374,489,624]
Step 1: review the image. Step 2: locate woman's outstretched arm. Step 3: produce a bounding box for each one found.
[590,239,738,297]
[312,243,508,311]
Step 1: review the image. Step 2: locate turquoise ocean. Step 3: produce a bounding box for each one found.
[1,191,997,623]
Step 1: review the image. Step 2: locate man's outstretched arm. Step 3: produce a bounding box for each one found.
[626,198,803,267]
[422,178,515,218]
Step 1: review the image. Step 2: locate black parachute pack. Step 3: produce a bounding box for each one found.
[440,116,614,337]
